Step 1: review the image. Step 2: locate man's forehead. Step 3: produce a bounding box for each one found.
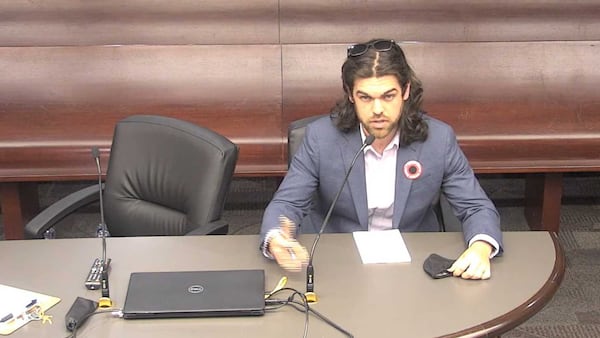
[353,75,401,94]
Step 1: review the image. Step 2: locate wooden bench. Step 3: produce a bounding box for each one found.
[1,1,599,239]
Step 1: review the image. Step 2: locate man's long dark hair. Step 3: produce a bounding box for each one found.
[331,39,428,146]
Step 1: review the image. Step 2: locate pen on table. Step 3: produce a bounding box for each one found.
[0,313,14,323]
[288,248,296,260]
[279,215,297,260]
[25,299,38,309]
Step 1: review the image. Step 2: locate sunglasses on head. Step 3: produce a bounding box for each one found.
[347,39,396,57]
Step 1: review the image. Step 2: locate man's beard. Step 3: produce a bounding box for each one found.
[364,118,400,139]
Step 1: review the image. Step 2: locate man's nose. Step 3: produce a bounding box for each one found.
[373,99,384,115]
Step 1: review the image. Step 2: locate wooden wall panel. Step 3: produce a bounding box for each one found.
[0,45,284,180]
[281,44,343,126]
[280,0,600,43]
[0,0,279,46]
[407,42,600,135]
[1,2,599,177]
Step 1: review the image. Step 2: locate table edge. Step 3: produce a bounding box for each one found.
[438,231,566,338]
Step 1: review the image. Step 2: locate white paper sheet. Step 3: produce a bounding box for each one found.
[0,284,60,335]
[352,229,412,264]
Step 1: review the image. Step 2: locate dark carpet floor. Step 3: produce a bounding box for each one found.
[1,173,599,337]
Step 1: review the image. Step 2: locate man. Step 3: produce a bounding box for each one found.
[260,39,502,280]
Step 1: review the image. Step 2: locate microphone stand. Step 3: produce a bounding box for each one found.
[305,135,375,303]
[92,147,112,308]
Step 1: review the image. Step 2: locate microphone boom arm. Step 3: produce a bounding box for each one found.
[305,135,375,302]
[91,147,112,308]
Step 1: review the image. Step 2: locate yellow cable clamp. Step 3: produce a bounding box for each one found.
[98,297,112,308]
[305,292,318,303]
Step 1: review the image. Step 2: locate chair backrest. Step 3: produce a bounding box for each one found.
[103,115,239,236]
[287,115,326,167]
[286,115,460,232]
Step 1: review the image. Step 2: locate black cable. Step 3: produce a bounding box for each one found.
[64,309,122,338]
[264,300,288,311]
[265,287,353,338]
[286,300,354,338]
[266,287,309,338]
[65,287,352,338]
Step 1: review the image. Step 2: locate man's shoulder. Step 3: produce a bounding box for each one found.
[423,114,449,128]
[307,114,334,128]
[305,115,341,134]
[422,113,455,136]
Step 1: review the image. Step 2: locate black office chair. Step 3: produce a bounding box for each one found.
[25,115,239,238]
[287,115,325,167]
[287,115,461,232]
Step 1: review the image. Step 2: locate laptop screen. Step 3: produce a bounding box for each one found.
[122,269,265,319]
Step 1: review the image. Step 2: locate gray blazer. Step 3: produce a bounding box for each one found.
[260,115,502,251]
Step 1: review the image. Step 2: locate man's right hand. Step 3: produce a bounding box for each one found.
[268,232,309,272]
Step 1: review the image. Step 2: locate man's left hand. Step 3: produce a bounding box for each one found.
[448,240,493,280]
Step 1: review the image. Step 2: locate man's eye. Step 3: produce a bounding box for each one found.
[359,96,372,102]
[383,94,396,101]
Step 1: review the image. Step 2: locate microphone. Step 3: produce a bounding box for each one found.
[305,134,375,303]
[91,147,112,308]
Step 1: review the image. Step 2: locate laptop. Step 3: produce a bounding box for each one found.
[122,269,265,319]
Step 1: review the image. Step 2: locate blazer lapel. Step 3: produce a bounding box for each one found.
[392,143,421,228]
[340,130,369,230]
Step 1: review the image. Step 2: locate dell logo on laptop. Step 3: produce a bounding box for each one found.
[188,285,205,294]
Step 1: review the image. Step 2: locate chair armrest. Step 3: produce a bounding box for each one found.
[25,185,101,239]
[185,219,229,236]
